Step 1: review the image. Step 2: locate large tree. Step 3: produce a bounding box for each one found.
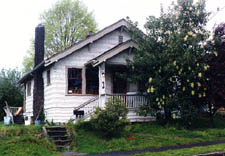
[128,0,210,124]
[206,23,225,112]
[23,0,97,72]
[0,68,23,120]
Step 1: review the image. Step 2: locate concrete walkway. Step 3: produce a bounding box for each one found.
[61,139,225,156]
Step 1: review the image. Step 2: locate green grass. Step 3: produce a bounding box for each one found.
[75,117,225,154]
[0,124,60,156]
[133,143,225,156]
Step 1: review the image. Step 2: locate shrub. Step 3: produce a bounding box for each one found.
[90,97,129,137]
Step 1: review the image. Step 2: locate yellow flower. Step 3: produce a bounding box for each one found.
[187,79,190,82]
[198,72,202,78]
[150,86,155,93]
[158,69,161,73]
[204,65,209,71]
[163,95,165,99]
[203,92,206,97]
[173,60,177,66]
[214,52,218,57]
[147,88,151,93]
[179,71,182,75]
[191,90,195,95]
[190,82,194,88]
[149,77,153,83]
[197,63,199,67]
[159,105,162,109]
[188,31,193,36]
[156,98,159,101]
[169,94,172,98]
[172,113,176,119]
[184,35,188,41]
[189,7,193,11]
[188,66,191,70]
[162,101,165,105]
[192,34,197,38]
[197,82,201,87]
[198,94,202,98]
[176,65,179,70]
[211,40,215,44]
[182,87,186,91]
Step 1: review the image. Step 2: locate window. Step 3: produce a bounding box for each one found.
[86,67,99,94]
[47,70,51,86]
[68,68,82,94]
[27,81,31,96]
[119,35,123,43]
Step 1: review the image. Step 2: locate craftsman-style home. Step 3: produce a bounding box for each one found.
[18,19,153,123]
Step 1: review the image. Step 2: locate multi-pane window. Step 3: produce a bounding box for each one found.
[68,68,82,94]
[86,67,99,94]
[47,70,51,86]
[27,81,31,96]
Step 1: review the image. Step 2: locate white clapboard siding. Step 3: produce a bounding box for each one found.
[40,29,132,123]
[25,80,34,117]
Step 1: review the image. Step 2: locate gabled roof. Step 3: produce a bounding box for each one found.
[45,18,130,66]
[86,40,138,67]
[18,19,130,84]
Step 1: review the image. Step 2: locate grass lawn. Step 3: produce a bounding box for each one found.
[0,123,60,156]
[133,143,225,156]
[75,117,225,154]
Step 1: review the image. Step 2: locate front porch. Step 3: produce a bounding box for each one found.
[73,40,154,122]
[73,93,154,122]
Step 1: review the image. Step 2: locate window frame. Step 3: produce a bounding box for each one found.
[86,67,99,95]
[66,67,82,95]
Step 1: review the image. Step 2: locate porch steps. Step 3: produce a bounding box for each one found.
[43,126,72,151]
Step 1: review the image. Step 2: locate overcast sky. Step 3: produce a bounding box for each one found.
[0,0,224,70]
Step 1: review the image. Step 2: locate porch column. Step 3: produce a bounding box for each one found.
[99,63,106,107]
[99,62,106,95]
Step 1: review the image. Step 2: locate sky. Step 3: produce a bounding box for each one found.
[0,0,224,70]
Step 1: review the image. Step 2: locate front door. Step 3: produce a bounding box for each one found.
[112,68,127,94]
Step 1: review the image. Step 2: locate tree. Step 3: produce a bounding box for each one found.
[23,0,97,72]
[128,0,210,124]
[206,23,225,114]
[0,68,24,120]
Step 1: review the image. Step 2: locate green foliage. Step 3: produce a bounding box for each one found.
[206,23,225,111]
[23,0,97,72]
[0,125,59,156]
[0,68,23,120]
[75,117,225,154]
[90,98,129,137]
[128,0,211,123]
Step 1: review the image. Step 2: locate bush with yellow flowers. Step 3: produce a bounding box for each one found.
[127,0,211,123]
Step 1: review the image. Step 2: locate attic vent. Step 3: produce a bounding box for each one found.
[119,35,123,43]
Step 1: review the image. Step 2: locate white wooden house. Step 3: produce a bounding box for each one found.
[18,19,154,123]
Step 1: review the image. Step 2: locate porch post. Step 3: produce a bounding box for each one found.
[99,63,106,107]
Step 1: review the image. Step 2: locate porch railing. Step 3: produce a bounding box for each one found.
[74,96,99,121]
[106,94,148,109]
[9,107,21,116]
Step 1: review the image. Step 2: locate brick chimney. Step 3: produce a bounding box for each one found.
[33,24,45,121]
[34,24,45,66]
